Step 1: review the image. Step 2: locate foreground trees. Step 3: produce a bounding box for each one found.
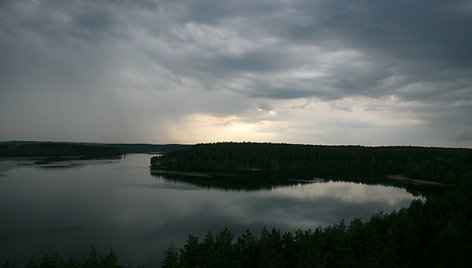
[1,247,141,268]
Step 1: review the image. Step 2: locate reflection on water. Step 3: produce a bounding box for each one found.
[153,168,439,197]
[0,154,420,266]
[271,182,415,205]
[151,170,310,191]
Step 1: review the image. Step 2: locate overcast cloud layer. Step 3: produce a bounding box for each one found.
[1,0,471,147]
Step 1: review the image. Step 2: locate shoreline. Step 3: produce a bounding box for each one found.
[387,175,449,186]
[0,155,122,161]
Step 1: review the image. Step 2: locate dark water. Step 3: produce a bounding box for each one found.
[0,154,418,266]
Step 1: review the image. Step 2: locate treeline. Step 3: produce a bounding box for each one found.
[2,247,142,268]
[0,143,122,159]
[0,142,188,159]
[151,142,472,184]
[106,144,188,154]
[162,178,472,268]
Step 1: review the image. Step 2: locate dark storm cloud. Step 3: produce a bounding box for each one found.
[143,0,472,102]
[271,0,472,64]
[3,0,470,100]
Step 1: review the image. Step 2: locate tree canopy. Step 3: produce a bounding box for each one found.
[151,142,472,184]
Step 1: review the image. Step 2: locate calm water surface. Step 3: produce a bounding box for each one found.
[0,154,418,266]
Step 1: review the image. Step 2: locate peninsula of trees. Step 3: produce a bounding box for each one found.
[155,142,472,267]
[151,142,472,184]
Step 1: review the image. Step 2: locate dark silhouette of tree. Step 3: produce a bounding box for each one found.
[2,247,138,268]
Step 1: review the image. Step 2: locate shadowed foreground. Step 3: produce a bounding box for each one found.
[2,247,144,268]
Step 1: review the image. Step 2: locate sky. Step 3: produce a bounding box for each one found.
[1,0,471,147]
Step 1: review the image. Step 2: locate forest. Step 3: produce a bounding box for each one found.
[1,247,140,268]
[151,142,472,185]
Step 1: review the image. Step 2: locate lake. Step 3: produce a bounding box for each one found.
[0,154,419,266]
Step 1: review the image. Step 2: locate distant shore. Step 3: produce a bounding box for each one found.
[0,156,85,161]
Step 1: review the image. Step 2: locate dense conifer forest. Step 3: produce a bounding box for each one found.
[151,142,472,184]
[1,247,141,268]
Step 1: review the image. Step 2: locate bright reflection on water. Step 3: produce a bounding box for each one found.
[0,154,419,266]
